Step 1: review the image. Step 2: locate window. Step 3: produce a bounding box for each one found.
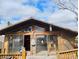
[36,35,48,55]
[18,26,32,32]
[48,35,58,51]
[8,35,23,53]
[8,36,13,52]
[35,26,45,32]
[36,35,57,55]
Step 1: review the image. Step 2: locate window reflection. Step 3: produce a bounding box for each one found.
[8,35,23,53]
[36,35,57,55]
[36,35,48,55]
[48,35,57,55]
[35,26,45,32]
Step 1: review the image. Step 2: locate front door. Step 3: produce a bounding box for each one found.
[24,35,30,51]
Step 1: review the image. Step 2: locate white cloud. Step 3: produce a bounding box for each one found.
[0,0,40,17]
[0,0,40,29]
[0,0,53,24]
[0,0,77,32]
[48,9,77,31]
[0,24,7,30]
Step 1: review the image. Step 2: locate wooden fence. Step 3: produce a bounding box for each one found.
[0,47,26,59]
[58,49,78,59]
[0,53,22,59]
[0,49,77,59]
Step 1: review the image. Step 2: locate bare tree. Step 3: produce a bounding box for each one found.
[53,0,78,20]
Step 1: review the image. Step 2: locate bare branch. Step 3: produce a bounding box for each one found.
[54,0,65,9]
[53,0,78,20]
[69,0,78,9]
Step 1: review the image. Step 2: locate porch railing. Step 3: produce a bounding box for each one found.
[0,49,77,59]
[58,49,78,59]
[0,53,22,59]
[0,47,26,59]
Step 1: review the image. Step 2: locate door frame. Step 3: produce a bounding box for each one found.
[23,35,30,51]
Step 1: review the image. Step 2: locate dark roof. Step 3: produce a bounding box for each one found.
[0,18,77,35]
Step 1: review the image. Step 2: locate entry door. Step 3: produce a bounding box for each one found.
[24,35,30,51]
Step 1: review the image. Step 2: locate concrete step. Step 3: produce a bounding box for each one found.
[26,56,57,59]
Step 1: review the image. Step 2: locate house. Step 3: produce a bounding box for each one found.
[0,18,77,56]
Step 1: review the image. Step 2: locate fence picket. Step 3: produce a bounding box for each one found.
[58,49,78,59]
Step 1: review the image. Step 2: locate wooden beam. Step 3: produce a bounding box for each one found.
[4,35,9,54]
[30,25,36,55]
[35,31,60,35]
[6,31,60,35]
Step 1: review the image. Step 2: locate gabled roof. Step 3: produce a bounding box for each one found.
[0,18,77,35]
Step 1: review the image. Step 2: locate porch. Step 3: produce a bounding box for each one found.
[3,31,59,56]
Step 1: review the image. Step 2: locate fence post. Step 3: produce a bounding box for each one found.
[22,47,26,59]
[57,51,60,59]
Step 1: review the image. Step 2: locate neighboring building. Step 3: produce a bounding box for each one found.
[0,18,77,56]
[0,35,4,53]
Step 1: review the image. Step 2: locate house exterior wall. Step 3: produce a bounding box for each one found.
[58,32,76,51]
[2,26,77,55]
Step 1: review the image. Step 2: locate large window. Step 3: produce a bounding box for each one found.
[36,35,57,55]
[36,35,48,55]
[48,35,58,51]
[8,35,23,53]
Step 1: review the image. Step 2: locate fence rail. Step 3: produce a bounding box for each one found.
[58,49,78,59]
[0,53,22,59]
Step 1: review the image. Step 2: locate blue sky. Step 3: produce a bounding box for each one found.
[0,0,77,31]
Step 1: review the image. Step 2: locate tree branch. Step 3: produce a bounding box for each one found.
[53,0,78,20]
